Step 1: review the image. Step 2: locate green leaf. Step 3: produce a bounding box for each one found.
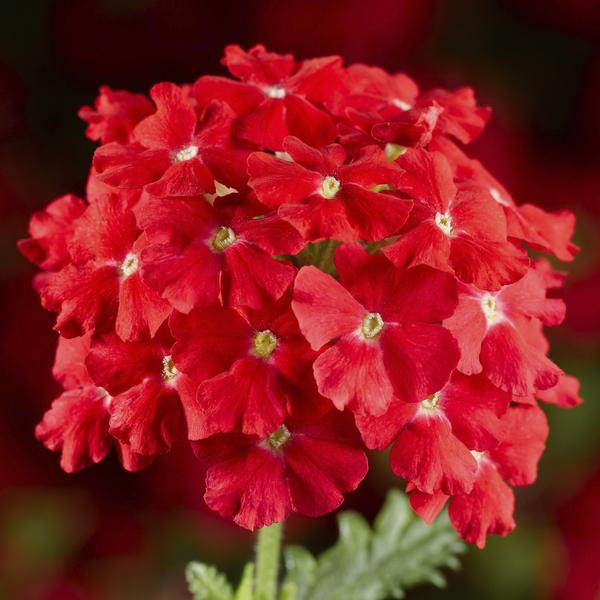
[291,490,465,600]
[186,562,234,600]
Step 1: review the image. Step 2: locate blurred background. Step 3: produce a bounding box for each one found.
[1,1,600,598]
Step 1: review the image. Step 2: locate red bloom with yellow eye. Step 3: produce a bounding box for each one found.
[195,44,344,151]
[292,244,459,416]
[248,136,410,243]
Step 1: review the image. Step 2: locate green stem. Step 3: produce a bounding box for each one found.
[255,523,283,600]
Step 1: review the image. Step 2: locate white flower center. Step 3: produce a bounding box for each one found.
[321,176,341,199]
[275,151,293,161]
[384,143,407,161]
[489,187,510,207]
[211,226,237,252]
[392,98,412,110]
[420,391,442,415]
[97,386,112,409]
[361,312,384,339]
[253,330,278,359]
[435,211,454,236]
[471,450,486,463]
[162,355,179,382]
[265,85,286,99]
[173,145,199,163]
[119,252,139,279]
[481,293,503,325]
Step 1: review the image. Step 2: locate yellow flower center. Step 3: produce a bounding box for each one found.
[434,211,454,236]
[266,424,291,450]
[361,312,384,339]
[119,252,139,279]
[211,226,237,252]
[161,355,179,382]
[252,330,278,359]
[321,176,341,199]
[481,293,502,325]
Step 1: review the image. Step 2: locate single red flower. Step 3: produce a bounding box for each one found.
[431,136,579,262]
[86,329,188,457]
[444,267,564,396]
[35,193,170,340]
[194,44,343,150]
[18,194,86,271]
[135,194,302,312]
[193,411,368,530]
[78,85,154,145]
[248,136,410,242]
[382,148,529,290]
[410,404,548,548]
[35,334,153,472]
[170,293,324,439]
[292,244,459,416]
[356,372,510,495]
[94,83,246,197]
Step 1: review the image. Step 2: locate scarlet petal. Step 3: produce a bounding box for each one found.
[35,387,112,473]
[234,99,288,149]
[109,379,185,456]
[236,213,304,256]
[536,374,582,408]
[449,462,515,549]
[284,95,336,147]
[355,399,417,450]
[286,435,368,516]
[194,358,287,439]
[409,489,449,525]
[116,272,171,341]
[194,76,264,114]
[204,443,291,530]
[18,194,86,271]
[444,294,486,375]
[383,222,451,272]
[170,306,250,381]
[247,152,321,208]
[381,323,459,403]
[224,243,296,310]
[145,159,215,197]
[134,82,197,149]
[292,266,364,350]
[52,333,93,388]
[341,184,411,241]
[443,373,509,451]
[314,336,395,415]
[481,322,561,396]
[390,416,476,495]
[141,242,221,313]
[491,404,548,487]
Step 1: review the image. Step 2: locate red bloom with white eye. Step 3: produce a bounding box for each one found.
[431,136,579,262]
[135,195,302,313]
[444,267,565,396]
[35,193,170,340]
[35,334,153,473]
[94,83,247,197]
[248,136,410,242]
[292,244,459,416]
[78,85,154,145]
[195,44,343,150]
[194,411,368,530]
[410,404,548,548]
[170,294,324,439]
[18,194,86,271]
[355,372,510,495]
[382,149,529,291]
[86,329,188,457]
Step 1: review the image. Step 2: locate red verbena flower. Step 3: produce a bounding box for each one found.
[20,44,580,547]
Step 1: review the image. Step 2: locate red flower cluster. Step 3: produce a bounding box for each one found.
[20,45,581,547]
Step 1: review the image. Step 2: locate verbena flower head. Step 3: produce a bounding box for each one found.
[20,44,581,546]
